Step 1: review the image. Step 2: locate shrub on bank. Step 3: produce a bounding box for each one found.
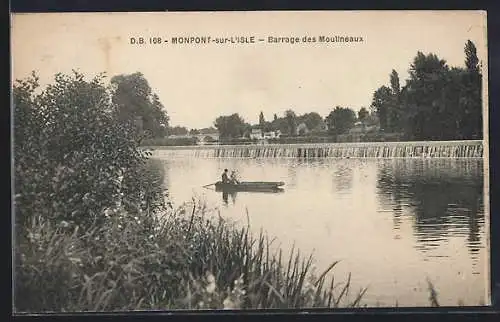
[13,71,150,232]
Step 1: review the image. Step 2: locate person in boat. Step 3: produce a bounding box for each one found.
[221,169,230,183]
[230,170,240,184]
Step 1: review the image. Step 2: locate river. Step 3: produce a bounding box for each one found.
[151,150,488,307]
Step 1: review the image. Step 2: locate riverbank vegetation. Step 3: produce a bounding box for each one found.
[16,199,368,311]
[13,71,366,312]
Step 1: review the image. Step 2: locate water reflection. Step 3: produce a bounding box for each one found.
[333,161,354,193]
[222,191,237,205]
[220,189,285,206]
[376,159,484,259]
[287,166,298,188]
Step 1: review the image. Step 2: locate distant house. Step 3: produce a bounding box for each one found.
[263,130,281,139]
[350,122,379,134]
[250,128,263,140]
[250,128,282,140]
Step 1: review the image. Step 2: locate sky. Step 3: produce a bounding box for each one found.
[11,11,487,129]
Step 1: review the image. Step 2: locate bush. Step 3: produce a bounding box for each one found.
[13,71,152,231]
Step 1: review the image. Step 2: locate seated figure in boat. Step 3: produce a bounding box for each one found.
[230,170,240,184]
[221,169,230,183]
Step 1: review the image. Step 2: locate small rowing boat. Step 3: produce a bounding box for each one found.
[214,181,285,192]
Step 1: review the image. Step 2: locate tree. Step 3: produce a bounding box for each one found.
[465,40,480,73]
[357,107,369,123]
[389,70,403,131]
[111,72,169,138]
[270,115,289,133]
[365,111,380,127]
[402,51,451,140]
[273,114,278,122]
[200,127,218,134]
[390,69,401,97]
[13,71,150,229]
[149,93,169,137]
[259,111,266,127]
[189,128,200,135]
[325,106,357,135]
[258,111,273,132]
[284,109,297,135]
[370,70,403,133]
[461,40,482,139]
[298,112,324,131]
[168,126,188,136]
[214,113,247,139]
[370,86,392,131]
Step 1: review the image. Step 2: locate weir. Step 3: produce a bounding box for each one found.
[147,140,484,159]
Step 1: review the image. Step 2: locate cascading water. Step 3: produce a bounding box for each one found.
[147,140,484,159]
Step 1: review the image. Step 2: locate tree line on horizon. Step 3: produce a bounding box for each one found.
[211,40,483,142]
[212,108,377,140]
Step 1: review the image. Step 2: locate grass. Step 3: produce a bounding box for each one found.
[14,197,368,312]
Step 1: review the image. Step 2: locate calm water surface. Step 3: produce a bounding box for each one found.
[153,152,488,307]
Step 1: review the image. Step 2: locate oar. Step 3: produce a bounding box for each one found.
[203,182,217,188]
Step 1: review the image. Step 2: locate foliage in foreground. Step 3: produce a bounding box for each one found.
[13,71,152,231]
[15,199,367,312]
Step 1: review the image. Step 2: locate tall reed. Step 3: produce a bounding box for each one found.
[14,198,366,312]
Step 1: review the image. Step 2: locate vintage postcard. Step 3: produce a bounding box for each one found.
[11,11,489,312]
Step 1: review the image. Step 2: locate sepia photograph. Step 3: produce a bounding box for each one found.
[11,11,489,312]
